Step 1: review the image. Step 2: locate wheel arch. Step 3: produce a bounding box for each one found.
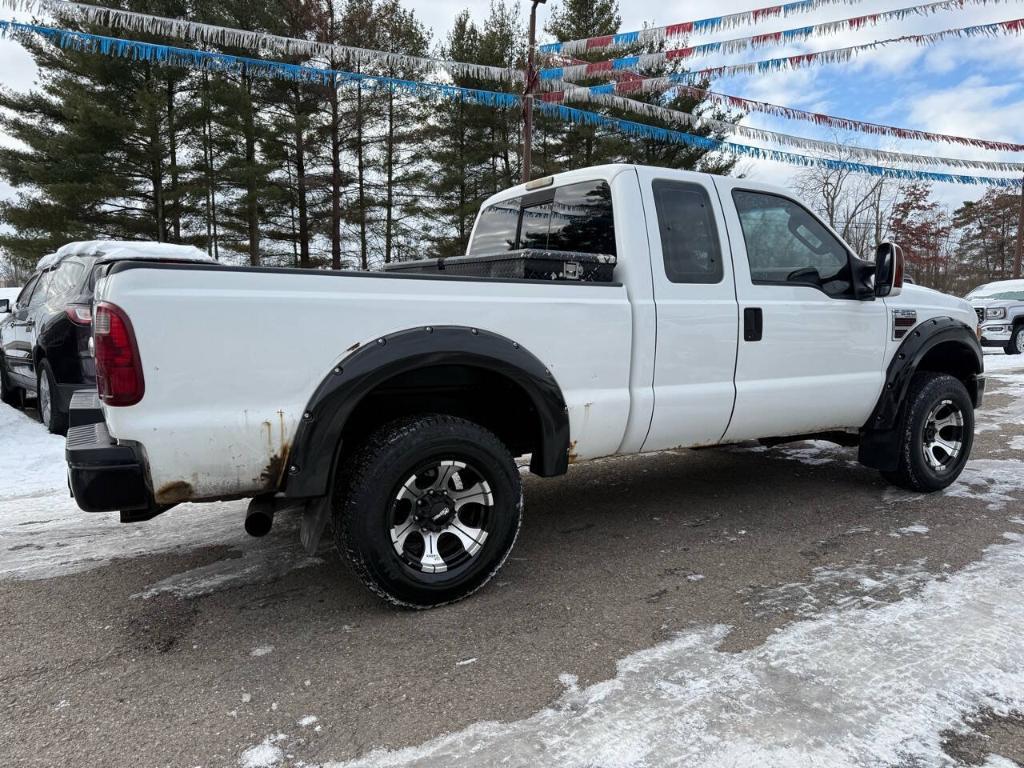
[859,316,982,471]
[282,326,570,499]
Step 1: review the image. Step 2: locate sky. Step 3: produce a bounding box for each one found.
[1,0,1023,215]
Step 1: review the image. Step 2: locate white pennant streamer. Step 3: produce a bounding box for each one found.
[1,0,524,81]
[552,88,1024,172]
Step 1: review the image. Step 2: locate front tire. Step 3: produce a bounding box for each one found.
[333,414,522,608]
[1005,324,1024,355]
[881,372,974,492]
[37,360,68,435]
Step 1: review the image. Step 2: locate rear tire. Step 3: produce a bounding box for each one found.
[37,360,68,435]
[1005,324,1024,355]
[0,356,19,407]
[333,414,522,608]
[881,372,973,492]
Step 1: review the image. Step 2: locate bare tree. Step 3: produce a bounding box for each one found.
[793,140,903,258]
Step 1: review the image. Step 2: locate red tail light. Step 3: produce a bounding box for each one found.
[94,302,144,406]
[65,304,92,325]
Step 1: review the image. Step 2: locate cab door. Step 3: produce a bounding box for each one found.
[3,274,40,386]
[713,178,887,441]
[639,170,739,451]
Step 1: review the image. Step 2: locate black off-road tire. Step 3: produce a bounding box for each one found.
[1005,324,1024,355]
[881,371,974,492]
[333,414,522,608]
[0,355,20,407]
[37,359,68,435]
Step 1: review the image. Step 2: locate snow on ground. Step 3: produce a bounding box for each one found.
[0,401,319,590]
[976,352,1024,433]
[229,534,1024,768]
[240,735,287,768]
[746,558,933,620]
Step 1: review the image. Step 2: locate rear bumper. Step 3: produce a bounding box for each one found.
[65,390,158,516]
[66,421,152,513]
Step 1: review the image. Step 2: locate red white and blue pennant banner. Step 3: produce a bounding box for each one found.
[0,20,1021,186]
[542,89,1024,172]
[542,0,1014,82]
[661,85,1024,153]
[536,101,1022,187]
[1,0,523,81]
[540,0,869,55]
[541,19,1024,85]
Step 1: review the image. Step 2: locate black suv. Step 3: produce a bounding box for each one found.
[0,241,211,433]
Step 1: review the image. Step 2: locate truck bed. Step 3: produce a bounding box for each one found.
[94,261,633,504]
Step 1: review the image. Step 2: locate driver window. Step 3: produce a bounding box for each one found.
[16,275,39,309]
[27,271,52,308]
[732,190,852,297]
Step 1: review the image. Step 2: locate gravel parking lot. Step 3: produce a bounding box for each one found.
[2,354,1024,768]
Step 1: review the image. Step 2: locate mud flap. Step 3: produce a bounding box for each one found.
[858,428,900,472]
[299,496,332,555]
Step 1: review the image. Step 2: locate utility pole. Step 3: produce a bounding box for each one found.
[522,0,545,183]
[1016,173,1024,279]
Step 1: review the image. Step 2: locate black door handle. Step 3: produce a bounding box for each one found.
[743,307,763,342]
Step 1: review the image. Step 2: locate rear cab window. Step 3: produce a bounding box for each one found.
[469,180,616,256]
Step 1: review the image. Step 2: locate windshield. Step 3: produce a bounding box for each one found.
[967,279,1024,300]
[967,289,1024,301]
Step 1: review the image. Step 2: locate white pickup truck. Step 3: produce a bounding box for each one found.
[66,164,984,607]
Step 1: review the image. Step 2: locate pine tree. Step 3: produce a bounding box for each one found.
[0,24,191,271]
[421,3,523,257]
[538,0,737,176]
[196,0,285,265]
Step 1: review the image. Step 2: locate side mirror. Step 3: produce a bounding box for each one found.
[0,299,9,314]
[849,256,877,301]
[874,242,904,298]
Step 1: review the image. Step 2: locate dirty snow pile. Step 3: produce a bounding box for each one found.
[0,403,319,591]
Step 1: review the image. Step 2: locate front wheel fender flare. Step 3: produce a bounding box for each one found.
[859,316,982,471]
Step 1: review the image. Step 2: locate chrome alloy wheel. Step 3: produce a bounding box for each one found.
[1017,328,1024,354]
[921,399,964,472]
[390,460,494,574]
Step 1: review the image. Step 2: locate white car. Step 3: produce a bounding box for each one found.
[66,165,983,607]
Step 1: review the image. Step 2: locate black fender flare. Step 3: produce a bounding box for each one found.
[859,316,983,470]
[282,325,570,499]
